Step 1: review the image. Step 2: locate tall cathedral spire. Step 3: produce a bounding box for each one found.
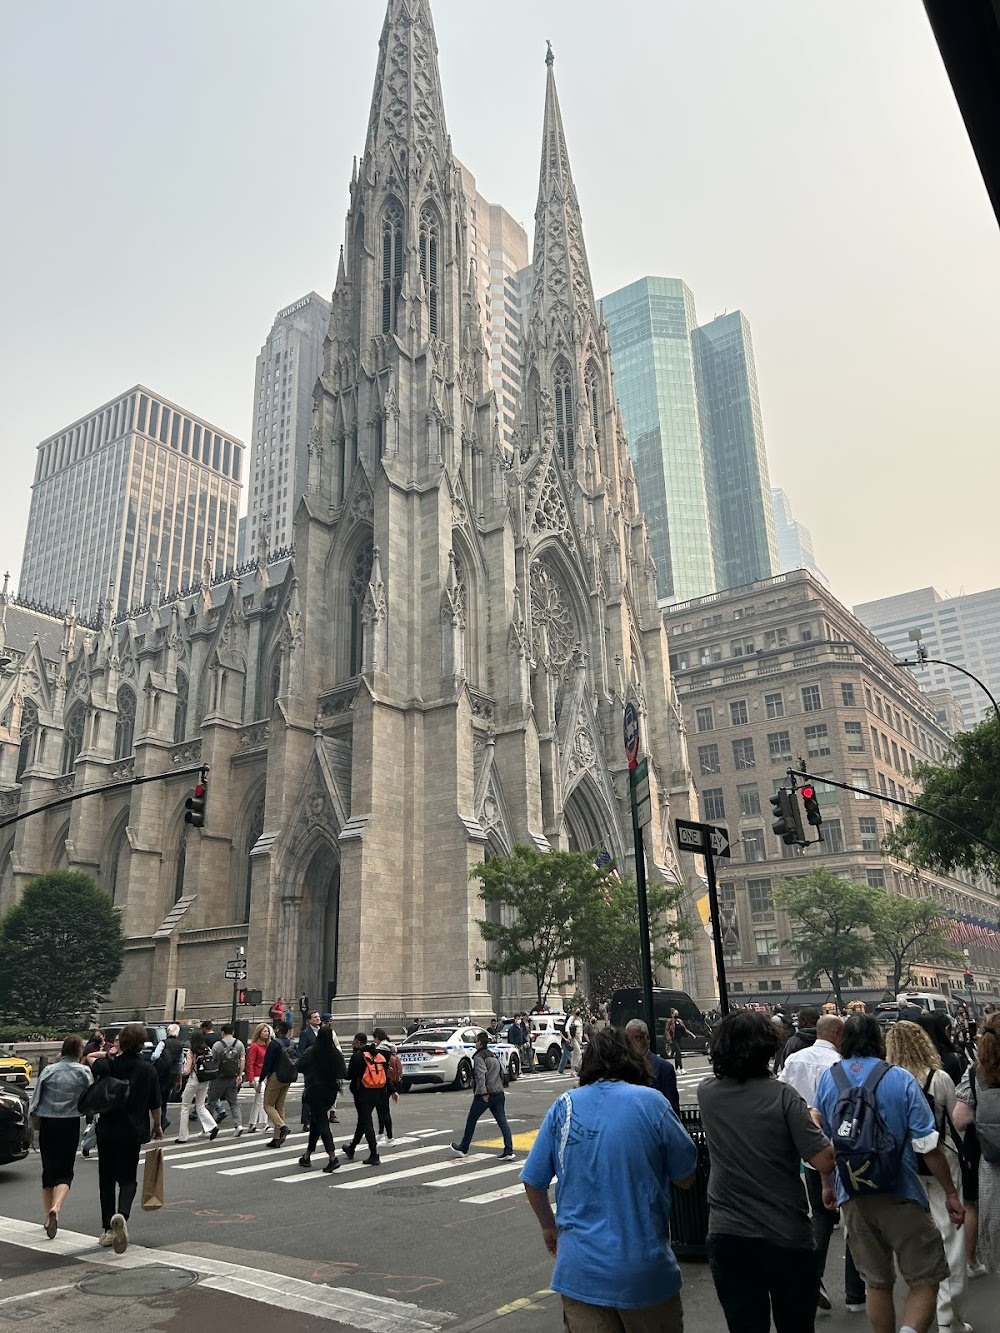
[530,43,597,338]
[365,0,448,172]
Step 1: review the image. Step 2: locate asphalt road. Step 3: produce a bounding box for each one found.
[1,1058,997,1330]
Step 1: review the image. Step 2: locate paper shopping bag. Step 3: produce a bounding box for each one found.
[141,1147,164,1210]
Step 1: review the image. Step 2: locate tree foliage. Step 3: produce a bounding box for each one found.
[586,876,689,1004]
[0,871,125,1027]
[774,869,881,1009]
[869,894,963,997]
[884,716,1000,882]
[474,845,620,1008]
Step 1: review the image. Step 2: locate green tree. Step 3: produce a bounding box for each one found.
[0,871,125,1027]
[869,895,963,997]
[586,876,689,1004]
[884,716,1000,882]
[473,845,618,1009]
[774,869,881,1009]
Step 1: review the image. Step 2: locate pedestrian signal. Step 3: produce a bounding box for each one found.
[800,784,823,828]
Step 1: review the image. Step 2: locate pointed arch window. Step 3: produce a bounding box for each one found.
[16,698,39,782]
[585,364,601,448]
[554,364,575,470]
[242,797,265,923]
[348,540,375,677]
[114,686,136,759]
[173,671,189,744]
[174,826,188,904]
[381,202,404,334]
[419,208,440,337]
[62,703,86,774]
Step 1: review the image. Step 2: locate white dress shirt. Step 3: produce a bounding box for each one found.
[778,1038,841,1108]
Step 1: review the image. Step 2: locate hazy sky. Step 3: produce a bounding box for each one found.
[2,1,998,610]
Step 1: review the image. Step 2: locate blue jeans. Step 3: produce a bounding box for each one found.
[557,1044,572,1074]
[458,1093,512,1153]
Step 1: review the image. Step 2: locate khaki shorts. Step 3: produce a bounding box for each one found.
[843,1196,949,1291]
[561,1293,683,1333]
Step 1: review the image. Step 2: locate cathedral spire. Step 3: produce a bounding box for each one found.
[530,42,597,337]
[365,0,448,172]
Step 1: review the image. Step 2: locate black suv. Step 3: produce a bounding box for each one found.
[0,1084,31,1166]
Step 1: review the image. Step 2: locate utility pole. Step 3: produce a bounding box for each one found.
[623,701,656,1042]
[230,945,246,1026]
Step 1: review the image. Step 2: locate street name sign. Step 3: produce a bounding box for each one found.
[631,756,652,828]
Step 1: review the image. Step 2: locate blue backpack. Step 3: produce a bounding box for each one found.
[829,1060,902,1196]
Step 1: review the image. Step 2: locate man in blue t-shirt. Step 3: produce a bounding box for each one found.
[520,1027,697,1331]
[814,1014,962,1333]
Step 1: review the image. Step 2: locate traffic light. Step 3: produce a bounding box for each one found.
[800,784,823,829]
[237,988,248,1006]
[769,788,805,845]
[238,988,262,1006]
[965,969,975,988]
[185,774,207,827]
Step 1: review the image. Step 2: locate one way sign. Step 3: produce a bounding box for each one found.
[675,818,731,860]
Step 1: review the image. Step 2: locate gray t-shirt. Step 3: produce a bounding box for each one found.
[697,1074,829,1248]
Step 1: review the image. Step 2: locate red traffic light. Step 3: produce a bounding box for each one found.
[194,783,205,797]
[800,785,815,800]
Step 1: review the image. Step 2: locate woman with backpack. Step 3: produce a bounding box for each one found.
[244,1023,271,1133]
[954,1010,1000,1276]
[296,1026,347,1172]
[373,1026,402,1144]
[174,1031,220,1143]
[28,1035,93,1239]
[886,1020,970,1332]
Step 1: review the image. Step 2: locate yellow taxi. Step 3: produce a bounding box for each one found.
[0,1055,32,1088]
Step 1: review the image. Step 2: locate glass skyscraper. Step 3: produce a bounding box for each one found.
[602,278,778,601]
[601,277,715,601]
[693,311,778,592]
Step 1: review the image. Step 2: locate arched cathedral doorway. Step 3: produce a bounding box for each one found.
[296,845,341,1013]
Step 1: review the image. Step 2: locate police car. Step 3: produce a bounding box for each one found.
[396,1024,521,1091]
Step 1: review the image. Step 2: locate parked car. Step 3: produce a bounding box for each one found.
[0,1084,31,1166]
[0,1054,32,1088]
[528,1013,568,1071]
[102,1023,167,1057]
[397,1024,520,1091]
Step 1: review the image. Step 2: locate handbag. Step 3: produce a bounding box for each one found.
[141,1148,164,1210]
[78,1075,130,1116]
[195,1053,220,1083]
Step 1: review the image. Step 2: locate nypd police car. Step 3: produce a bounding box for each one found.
[397,1024,521,1091]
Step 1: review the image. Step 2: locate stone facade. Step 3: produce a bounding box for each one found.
[0,0,711,1024]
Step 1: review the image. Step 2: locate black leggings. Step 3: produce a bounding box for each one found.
[376,1091,393,1138]
[708,1233,818,1333]
[348,1094,378,1156]
[306,1102,335,1157]
[96,1124,142,1231]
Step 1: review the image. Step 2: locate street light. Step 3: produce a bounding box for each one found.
[899,630,1000,727]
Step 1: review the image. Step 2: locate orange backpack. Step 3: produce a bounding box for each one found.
[361,1049,388,1091]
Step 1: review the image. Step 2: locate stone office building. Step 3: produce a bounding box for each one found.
[0,0,711,1024]
[664,570,1000,1002]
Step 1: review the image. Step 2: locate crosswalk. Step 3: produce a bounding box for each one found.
[156,1127,530,1204]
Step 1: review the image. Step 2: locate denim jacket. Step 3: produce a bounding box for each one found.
[28,1058,93,1118]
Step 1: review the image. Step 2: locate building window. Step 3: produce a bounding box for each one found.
[754,929,780,965]
[419,209,440,337]
[731,638,755,658]
[747,877,774,914]
[554,363,575,470]
[871,727,881,758]
[801,684,822,712]
[729,699,749,726]
[805,724,831,757]
[866,867,886,890]
[844,721,864,751]
[16,698,39,781]
[764,692,784,719]
[698,744,721,776]
[768,730,792,763]
[173,671,189,744]
[114,687,136,760]
[841,683,856,707]
[62,704,86,774]
[381,201,404,334]
[742,829,767,863]
[703,788,726,821]
[732,737,756,770]
[737,783,761,817]
[349,541,375,676]
[859,816,879,851]
[695,706,714,732]
[823,819,845,853]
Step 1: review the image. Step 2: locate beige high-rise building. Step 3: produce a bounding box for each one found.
[19,387,242,620]
[665,570,1000,1002]
[457,162,529,453]
[246,293,332,558]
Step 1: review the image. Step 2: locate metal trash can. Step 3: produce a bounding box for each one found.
[670,1106,710,1262]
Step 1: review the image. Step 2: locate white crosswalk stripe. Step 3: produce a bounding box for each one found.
[460,1182,525,1205]
[273,1144,449,1183]
[334,1153,491,1190]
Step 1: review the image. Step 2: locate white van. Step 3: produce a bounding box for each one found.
[895,991,956,1016]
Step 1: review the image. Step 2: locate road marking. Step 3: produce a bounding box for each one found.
[161,1133,306,1160]
[460,1183,525,1205]
[478,1131,536,1150]
[426,1161,522,1188]
[0,1216,454,1332]
[274,1144,450,1183]
[217,1153,315,1176]
[335,1153,490,1190]
[0,1283,77,1307]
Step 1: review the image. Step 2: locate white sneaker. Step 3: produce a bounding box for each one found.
[98,1230,114,1248]
[376,1133,387,1145]
[969,1261,988,1280]
[110,1213,128,1255]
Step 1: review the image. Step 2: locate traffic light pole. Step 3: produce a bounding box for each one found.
[230,945,246,1026]
[704,845,731,1017]
[0,763,206,831]
[630,767,657,1050]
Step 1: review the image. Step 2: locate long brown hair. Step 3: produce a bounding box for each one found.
[977,1013,1000,1087]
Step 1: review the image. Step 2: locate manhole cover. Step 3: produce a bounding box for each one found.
[376,1184,435,1198]
[78,1265,198,1297]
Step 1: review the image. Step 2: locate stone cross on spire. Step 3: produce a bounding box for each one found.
[530,42,598,341]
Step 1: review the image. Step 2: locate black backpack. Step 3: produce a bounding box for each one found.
[276,1045,299,1085]
[829,1060,903,1196]
[79,1075,130,1117]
